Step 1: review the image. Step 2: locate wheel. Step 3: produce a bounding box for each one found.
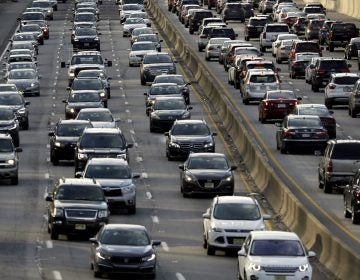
[11,175,18,185]
[128,205,136,215]
[311,82,319,92]
[323,180,332,194]
[141,76,146,85]
[149,123,155,133]
[244,36,249,41]
[318,174,324,189]
[260,45,266,52]
[242,98,249,105]
[205,56,210,61]
[198,46,202,52]
[280,143,287,154]
[50,226,58,240]
[189,28,194,35]
[351,107,357,118]
[344,200,351,218]
[202,234,207,249]
[348,54,352,60]
[206,244,215,255]
[52,156,59,166]
[352,205,360,224]
[23,120,29,130]
[14,137,19,147]
[325,100,332,109]
[292,71,297,79]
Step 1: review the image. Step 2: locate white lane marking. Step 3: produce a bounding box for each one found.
[146,191,152,199]
[142,172,148,179]
[52,271,62,280]
[136,157,143,162]
[151,216,159,224]
[44,173,49,179]
[176,272,186,280]
[161,241,169,252]
[46,240,53,249]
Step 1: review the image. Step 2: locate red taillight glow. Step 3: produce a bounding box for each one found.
[327,160,333,173]
[283,129,296,138]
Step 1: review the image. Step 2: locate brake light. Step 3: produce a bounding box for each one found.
[317,70,326,75]
[354,190,360,198]
[315,130,328,138]
[327,160,333,173]
[283,129,296,138]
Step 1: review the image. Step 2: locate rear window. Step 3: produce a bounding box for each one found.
[332,23,357,32]
[295,42,320,52]
[250,74,276,83]
[332,144,360,159]
[333,76,359,85]
[320,60,348,70]
[249,18,267,26]
[194,11,212,19]
[211,28,235,37]
[266,25,289,32]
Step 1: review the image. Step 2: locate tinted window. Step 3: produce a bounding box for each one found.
[332,144,360,159]
[0,139,13,152]
[72,79,103,90]
[250,74,276,83]
[320,60,348,70]
[85,164,131,179]
[288,118,322,127]
[188,156,228,169]
[100,228,150,246]
[55,185,105,201]
[150,85,180,95]
[57,123,90,137]
[0,94,24,105]
[68,91,100,102]
[80,134,125,148]
[154,99,186,110]
[213,203,261,220]
[71,55,103,65]
[295,42,320,52]
[172,123,210,136]
[250,240,305,256]
[266,25,289,32]
[333,76,359,85]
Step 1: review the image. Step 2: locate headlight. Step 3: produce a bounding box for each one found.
[17,108,26,115]
[141,253,155,262]
[6,159,15,166]
[98,210,108,218]
[181,111,190,119]
[223,175,233,182]
[99,92,106,98]
[30,82,38,87]
[210,227,222,232]
[249,263,261,271]
[94,37,99,41]
[204,141,214,148]
[169,142,180,148]
[67,108,75,113]
[78,153,88,160]
[299,263,309,272]
[54,141,62,147]
[184,174,194,182]
[96,251,110,260]
[122,185,135,194]
[74,38,79,42]
[53,207,64,217]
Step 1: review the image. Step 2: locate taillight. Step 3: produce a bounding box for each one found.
[283,129,296,138]
[317,70,326,75]
[354,190,360,198]
[315,130,328,138]
[327,160,333,173]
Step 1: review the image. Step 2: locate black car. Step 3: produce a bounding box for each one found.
[74,127,133,172]
[344,37,360,60]
[208,26,238,40]
[188,10,213,34]
[144,83,185,110]
[179,152,236,197]
[62,90,104,119]
[305,19,324,40]
[221,3,245,23]
[69,77,108,107]
[90,224,161,278]
[244,17,267,41]
[343,169,360,224]
[326,22,359,52]
[288,55,312,79]
[49,119,93,165]
[0,92,30,130]
[72,27,101,51]
[45,178,109,240]
[140,52,177,85]
[147,96,192,132]
[165,119,216,160]
[0,106,20,147]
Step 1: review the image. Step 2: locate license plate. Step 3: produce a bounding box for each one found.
[277,104,286,108]
[75,224,86,230]
[257,27,263,31]
[204,182,213,188]
[233,238,244,245]
[275,276,286,280]
[302,133,310,138]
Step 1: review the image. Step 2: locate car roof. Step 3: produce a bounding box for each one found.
[250,230,300,240]
[58,177,100,186]
[331,73,359,78]
[83,127,121,134]
[214,195,256,205]
[58,119,92,125]
[189,152,226,158]
[86,157,129,166]
[288,114,321,120]
[295,103,327,109]
[103,224,147,231]
[174,119,206,124]
[151,82,178,87]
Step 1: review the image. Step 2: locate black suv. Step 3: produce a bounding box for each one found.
[74,127,133,172]
[0,92,30,130]
[49,119,93,166]
[189,10,213,34]
[0,133,22,185]
[344,169,360,224]
[208,27,238,40]
[45,178,109,240]
[0,106,20,147]
[310,58,351,92]
[326,22,359,52]
[165,119,216,160]
[72,27,101,52]
[244,16,268,41]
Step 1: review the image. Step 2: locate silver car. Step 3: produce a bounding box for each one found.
[205,37,230,61]
[122,17,147,37]
[31,0,54,20]
[75,108,120,128]
[77,157,140,214]
[6,68,41,96]
[128,41,157,66]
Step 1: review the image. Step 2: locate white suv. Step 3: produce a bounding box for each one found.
[202,195,271,255]
[259,23,290,52]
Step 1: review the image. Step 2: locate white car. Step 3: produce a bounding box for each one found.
[122,17,147,37]
[202,196,271,255]
[271,33,298,57]
[259,23,290,52]
[204,37,230,61]
[237,231,316,280]
[128,41,157,66]
[324,73,359,109]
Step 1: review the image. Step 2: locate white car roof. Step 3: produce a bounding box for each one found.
[251,230,300,240]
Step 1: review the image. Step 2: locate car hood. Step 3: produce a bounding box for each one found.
[89,121,117,128]
[0,120,15,126]
[93,178,133,188]
[212,218,265,230]
[188,169,230,179]
[55,200,108,209]
[171,135,212,142]
[247,255,309,267]
[101,244,153,257]
[56,136,79,143]
[0,152,16,161]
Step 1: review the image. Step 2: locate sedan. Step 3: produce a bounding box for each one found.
[179,152,236,197]
[75,108,120,128]
[276,114,329,154]
[344,37,360,60]
[72,27,101,51]
[76,69,112,99]
[291,103,336,139]
[205,37,231,61]
[19,24,45,45]
[134,33,163,52]
[148,96,192,132]
[258,90,301,123]
[90,224,161,279]
[6,68,41,96]
[122,17,147,37]
[128,41,158,67]
[152,74,191,104]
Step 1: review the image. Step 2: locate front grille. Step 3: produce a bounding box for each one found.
[88,153,120,159]
[263,266,298,274]
[198,179,221,188]
[224,229,251,233]
[179,142,204,152]
[65,209,97,219]
[110,256,142,265]
[103,188,122,197]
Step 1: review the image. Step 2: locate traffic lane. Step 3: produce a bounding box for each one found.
[157,2,360,243]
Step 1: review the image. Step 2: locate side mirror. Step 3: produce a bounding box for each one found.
[60,61,66,68]
[164,132,169,136]
[178,164,184,170]
[152,240,161,246]
[348,64,352,68]
[48,131,55,137]
[263,214,272,220]
[66,87,71,91]
[188,106,193,110]
[231,166,237,171]
[15,147,22,153]
[308,251,316,259]
[328,110,334,115]
[127,143,134,148]
[25,101,31,105]
[75,171,83,178]
[297,97,302,101]
[202,213,210,219]
[89,237,98,244]
[132,172,141,179]
[107,60,112,67]
[212,132,217,136]
[45,194,53,202]
[238,249,246,257]
[62,99,67,103]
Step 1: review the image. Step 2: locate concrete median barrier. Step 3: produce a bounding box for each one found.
[146,1,360,279]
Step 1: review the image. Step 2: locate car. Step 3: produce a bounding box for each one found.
[72,27,101,52]
[130,26,154,45]
[75,108,120,128]
[122,17,147,37]
[275,114,329,154]
[77,158,139,213]
[74,127,133,172]
[310,58,351,92]
[237,231,316,280]
[230,56,265,89]
[75,7,99,20]
[318,140,360,193]
[326,22,359,52]
[259,23,290,52]
[304,56,324,84]
[305,19,325,40]
[221,3,245,23]
[288,40,322,62]
[197,25,221,52]
[3,61,38,81]
[275,39,299,64]
[134,33,163,52]
[49,119,93,165]
[0,84,19,93]
[76,69,112,99]
[165,119,216,160]
[259,0,275,14]
[90,224,161,278]
[128,41,158,66]
[179,4,200,24]
[240,69,280,105]
[128,12,152,27]
[218,39,246,65]
[179,152,236,197]
[318,20,339,45]
[69,77,108,107]
[148,96,192,132]
[203,195,271,255]
[188,9,213,34]
[70,22,97,44]
[0,133,22,185]
[144,83,185,109]
[62,90,104,119]
[344,37,360,60]
[183,8,203,28]
[35,20,49,39]
[289,52,320,79]
[291,103,336,139]
[324,73,359,109]
[291,17,308,36]
[9,41,38,57]
[45,178,109,240]
[224,46,263,72]
[152,74,191,104]
[258,90,301,123]
[204,37,231,61]
[18,11,46,26]
[10,33,38,53]
[5,68,40,97]
[140,52,177,85]
[343,169,360,224]
[31,0,54,20]
[119,4,144,23]
[348,79,360,117]
[271,33,298,57]
[0,92,30,130]
[244,16,268,41]
[19,24,45,45]
[73,12,98,26]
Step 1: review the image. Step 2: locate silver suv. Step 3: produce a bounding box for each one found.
[318,140,360,193]
[259,23,290,52]
[0,133,22,185]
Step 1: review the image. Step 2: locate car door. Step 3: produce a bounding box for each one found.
[238,234,252,278]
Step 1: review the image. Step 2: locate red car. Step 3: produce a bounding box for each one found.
[258,90,301,123]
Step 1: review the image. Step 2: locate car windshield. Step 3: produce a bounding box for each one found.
[332,144,360,159]
[154,76,184,85]
[333,76,359,85]
[0,139,13,152]
[71,55,103,65]
[85,164,131,179]
[56,123,90,137]
[171,123,210,136]
[138,35,158,42]
[0,94,23,105]
[213,203,261,220]
[187,156,228,169]
[123,4,141,11]
[132,28,153,36]
[266,25,289,32]
[267,91,295,99]
[80,134,124,149]
[100,228,150,246]
[21,25,41,32]
[150,85,180,95]
[13,34,34,41]
[72,79,103,90]
[288,118,322,127]
[8,70,36,79]
[296,43,320,52]
[251,239,305,256]
[249,18,267,26]
[131,43,156,51]
[32,2,51,8]
[22,13,44,20]
[154,99,186,110]
[125,18,145,24]
[75,28,97,36]
[298,106,329,116]
[77,111,113,122]
[74,13,96,22]
[68,91,100,102]
[55,185,105,201]
[0,85,18,91]
[249,74,276,83]
[143,54,172,64]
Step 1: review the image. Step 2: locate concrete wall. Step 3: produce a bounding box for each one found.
[302,0,360,20]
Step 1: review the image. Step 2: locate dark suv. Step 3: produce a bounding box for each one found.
[0,92,30,130]
[74,127,133,172]
[165,119,216,160]
[326,22,359,52]
[49,119,93,165]
[310,58,351,92]
[45,178,109,240]
[189,10,213,34]
[244,16,268,41]
[0,133,22,185]
[343,169,360,224]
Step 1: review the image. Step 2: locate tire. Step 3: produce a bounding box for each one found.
[11,175,18,185]
[14,137,19,148]
[244,36,249,41]
[318,173,324,189]
[242,98,249,105]
[149,123,155,133]
[351,107,357,118]
[325,100,332,109]
[344,200,351,218]
[323,180,332,194]
[260,45,266,52]
[348,54,352,60]
[206,244,215,255]
[312,82,319,92]
[50,226,58,240]
[23,120,29,130]
[280,143,287,154]
[52,156,59,166]
[352,205,360,224]
[128,205,136,215]
[189,28,194,35]
[93,270,101,278]
[205,56,210,61]
[141,76,146,86]
[198,46,202,52]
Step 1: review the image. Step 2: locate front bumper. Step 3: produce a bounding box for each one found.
[182,180,234,196]
[52,218,108,236]
[103,189,136,209]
